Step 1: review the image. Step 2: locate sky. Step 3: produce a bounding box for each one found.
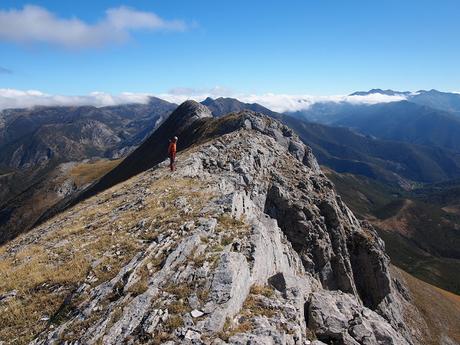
[0,0,459,110]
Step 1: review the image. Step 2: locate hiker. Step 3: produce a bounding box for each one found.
[168,136,178,171]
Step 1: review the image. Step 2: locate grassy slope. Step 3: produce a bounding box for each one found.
[68,159,122,188]
[393,266,460,345]
[0,159,121,244]
[0,162,210,343]
[325,168,460,295]
[382,231,460,294]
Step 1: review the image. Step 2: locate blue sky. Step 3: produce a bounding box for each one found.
[0,0,459,98]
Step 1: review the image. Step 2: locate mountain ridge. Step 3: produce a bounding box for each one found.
[0,106,428,344]
[0,102,458,344]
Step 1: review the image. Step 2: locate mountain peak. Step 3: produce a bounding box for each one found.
[350,89,410,96]
[200,96,279,118]
[201,97,215,105]
[416,89,441,94]
[170,100,212,124]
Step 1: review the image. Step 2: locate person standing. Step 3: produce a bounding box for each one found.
[168,136,178,171]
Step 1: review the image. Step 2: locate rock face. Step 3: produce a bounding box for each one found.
[0,105,421,344]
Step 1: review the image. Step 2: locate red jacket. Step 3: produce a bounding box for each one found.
[168,142,177,157]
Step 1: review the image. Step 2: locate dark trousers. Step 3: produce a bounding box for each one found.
[169,154,176,171]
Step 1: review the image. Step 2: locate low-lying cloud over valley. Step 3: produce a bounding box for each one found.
[0,88,408,113]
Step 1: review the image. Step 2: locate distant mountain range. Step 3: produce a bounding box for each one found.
[202,97,460,187]
[0,97,176,170]
[350,89,460,115]
[332,101,460,151]
[0,97,176,243]
[289,91,460,152]
[350,89,412,97]
[1,90,460,297]
[2,91,460,222]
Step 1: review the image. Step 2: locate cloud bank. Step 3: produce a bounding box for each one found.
[0,5,188,48]
[0,88,407,112]
[240,93,407,113]
[0,89,151,110]
[157,88,407,113]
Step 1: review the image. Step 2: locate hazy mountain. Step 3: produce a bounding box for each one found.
[0,97,177,169]
[201,97,460,187]
[0,97,176,243]
[288,99,460,152]
[351,88,460,115]
[332,101,460,151]
[410,89,460,115]
[286,101,366,124]
[201,96,279,117]
[350,89,411,96]
[280,117,460,187]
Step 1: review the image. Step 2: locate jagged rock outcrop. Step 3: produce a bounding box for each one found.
[0,105,424,344]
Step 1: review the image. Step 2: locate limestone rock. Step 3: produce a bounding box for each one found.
[1,108,419,345]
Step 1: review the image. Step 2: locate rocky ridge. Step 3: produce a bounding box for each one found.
[0,105,433,344]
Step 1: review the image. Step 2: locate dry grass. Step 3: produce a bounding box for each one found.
[0,157,213,344]
[216,213,250,248]
[0,168,212,343]
[218,317,254,341]
[210,243,225,252]
[164,283,193,300]
[242,295,276,318]
[126,265,149,297]
[68,159,121,187]
[0,230,137,344]
[220,235,233,246]
[217,214,247,231]
[197,289,210,303]
[192,253,207,267]
[394,266,460,345]
[164,314,184,331]
[216,285,278,341]
[0,292,65,343]
[151,314,184,344]
[200,236,210,244]
[152,331,174,345]
[167,300,190,314]
[0,245,89,294]
[250,284,275,298]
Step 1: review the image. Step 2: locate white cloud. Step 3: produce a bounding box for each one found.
[0,88,408,112]
[158,89,407,113]
[0,5,188,48]
[0,89,151,110]
[235,94,407,113]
